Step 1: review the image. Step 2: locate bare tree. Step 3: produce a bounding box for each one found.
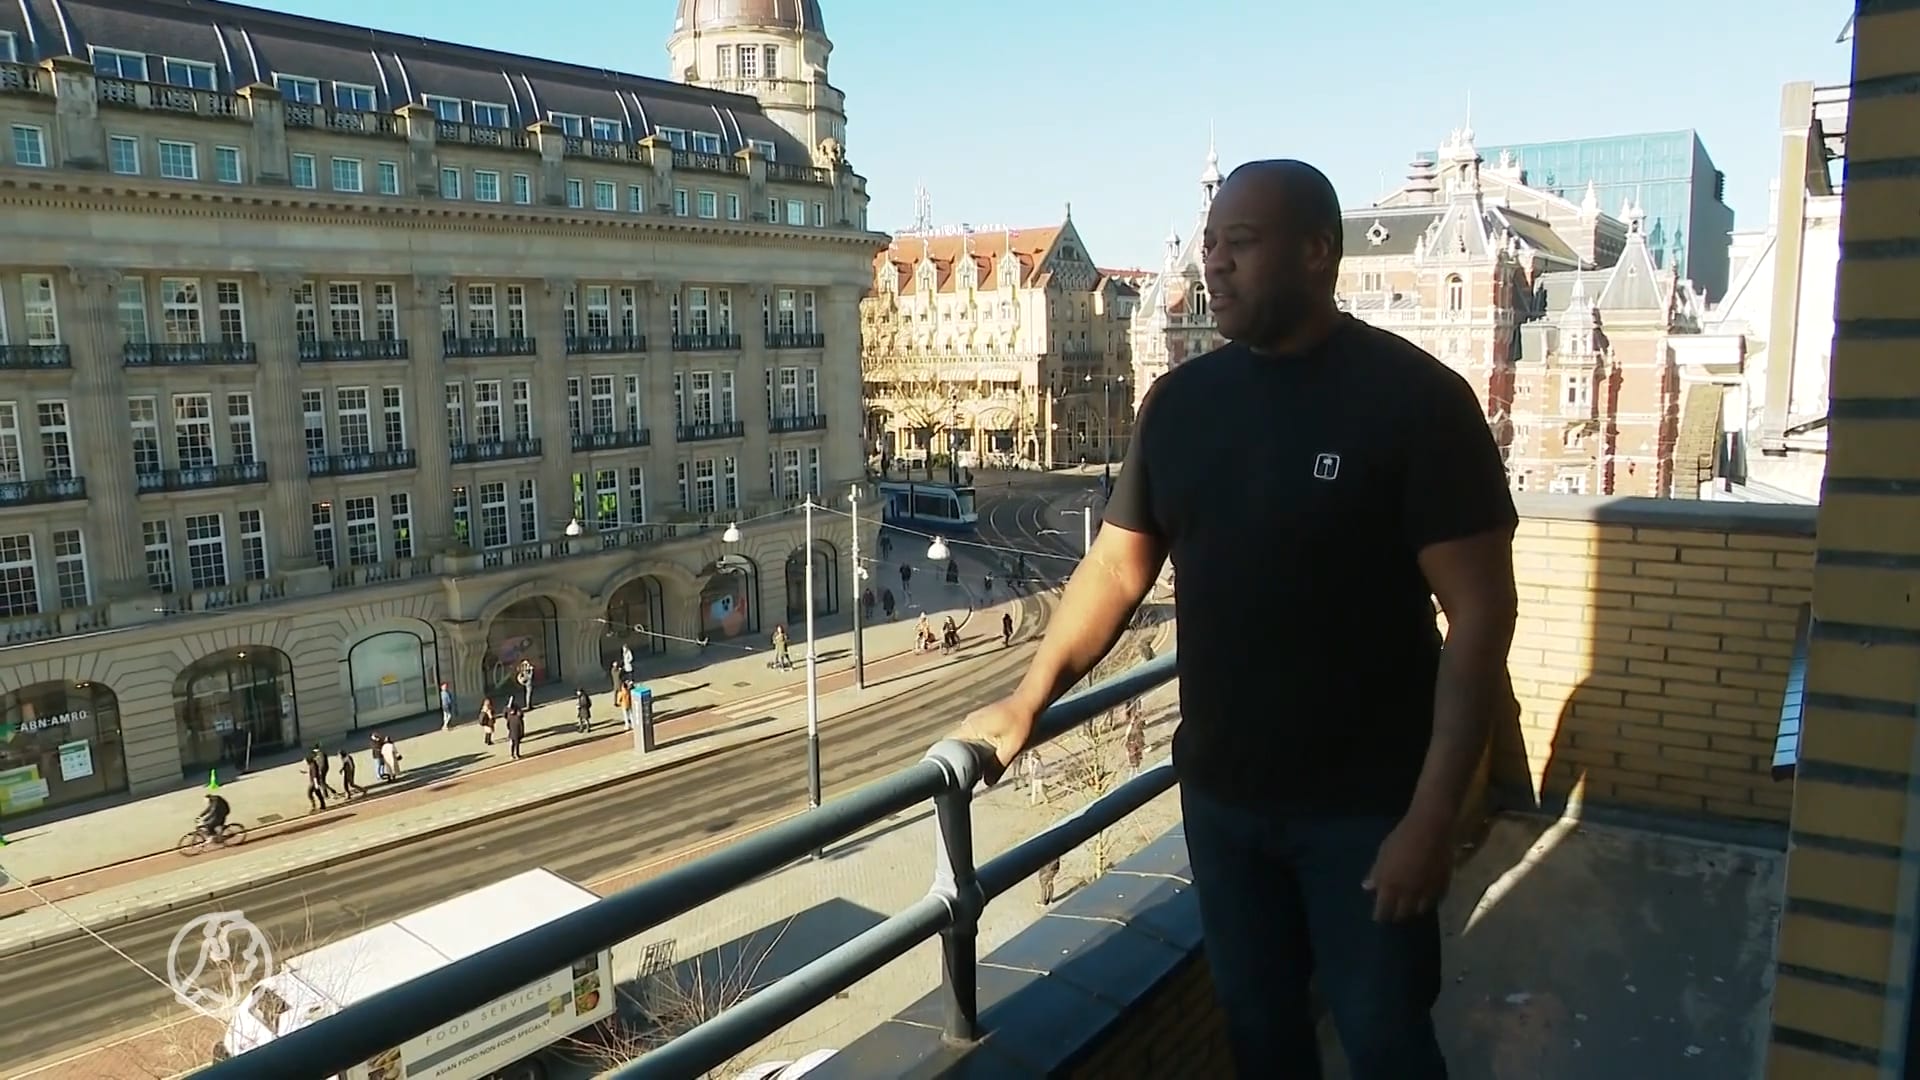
[866,362,959,480]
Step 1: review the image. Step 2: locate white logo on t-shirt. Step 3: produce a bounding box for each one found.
[1313,453,1341,481]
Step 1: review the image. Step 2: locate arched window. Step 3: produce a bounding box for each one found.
[1190,282,1210,319]
[345,628,437,728]
[603,576,668,668]
[174,648,298,773]
[785,542,840,623]
[484,596,562,696]
[1,681,128,816]
[1446,275,1466,313]
[700,555,761,641]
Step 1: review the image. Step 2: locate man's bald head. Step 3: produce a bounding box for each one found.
[1201,159,1346,349]
[1224,160,1344,265]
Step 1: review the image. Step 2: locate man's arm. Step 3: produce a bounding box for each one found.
[1006,523,1167,717]
[1403,531,1518,830]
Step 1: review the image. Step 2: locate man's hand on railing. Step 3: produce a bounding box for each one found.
[955,697,1038,786]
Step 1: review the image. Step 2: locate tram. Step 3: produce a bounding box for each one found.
[877,479,979,532]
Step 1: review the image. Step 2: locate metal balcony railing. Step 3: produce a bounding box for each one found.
[307,449,418,478]
[675,419,745,443]
[0,344,70,369]
[572,428,652,451]
[671,332,742,352]
[766,331,826,350]
[298,338,410,362]
[566,333,648,355]
[135,461,267,493]
[124,341,258,366]
[450,437,542,463]
[769,412,829,434]
[197,651,1180,1080]
[0,476,86,507]
[444,335,538,359]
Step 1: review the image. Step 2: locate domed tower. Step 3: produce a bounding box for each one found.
[667,0,848,159]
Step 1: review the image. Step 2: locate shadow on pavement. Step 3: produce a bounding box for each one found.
[821,808,933,861]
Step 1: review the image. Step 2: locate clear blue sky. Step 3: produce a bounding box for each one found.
[253,0,1853,269]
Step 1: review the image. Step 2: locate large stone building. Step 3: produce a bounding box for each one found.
[860,205,1135,470]
[0,0,882,815]
[1129,143,1227,412]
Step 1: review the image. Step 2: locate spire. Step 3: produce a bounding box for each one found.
[1200,126,1223,212]
[1164,222,1181,268]
[1580,180,1598,216]
[910,182,932,234]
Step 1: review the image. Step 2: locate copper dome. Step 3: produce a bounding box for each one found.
[674,0,826,33]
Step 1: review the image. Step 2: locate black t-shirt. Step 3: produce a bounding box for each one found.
[1103,315,1517,816]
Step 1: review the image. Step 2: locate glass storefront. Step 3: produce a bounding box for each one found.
[601,577,667,671]
[0,681,128,818]
[175,649,298,774]
[784,544,839,624]
[700,556,759,641]
[347,629,435,728]
[484,596,561,699]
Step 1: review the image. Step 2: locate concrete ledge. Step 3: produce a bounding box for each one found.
[807,827,1232,1079]
[1512,493,1818,536]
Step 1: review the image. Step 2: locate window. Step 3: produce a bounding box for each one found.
[227,393,256,465]
[474,170,501,203]
[172,394,215,470]
[693,459,717,513]
[674,188,690,217]
[1446,274,1465,313]
[274,75,322,105]
[715,289,734,335]
[184,513,228,590]
[117,279,149,343]
[624,375,643,432]
[590,118,623,143]
[687,288,710,336]
[328,282,363,341]
[697,191,718,219]
[163,58,215,90]
[21,274,58,344]
[238,509,268,580]
[801,290,817,333]
[425,95,462,123]
[722,457,739,510]
[473,380,502,442]
[726,193,741,221]
[0,30,13,63]
[11,125,47,168]
[443,383,465,445]
[50,529,88,610]
[291,153,316,189]
[781,449,801,499]
[337,387,372,454]
[690,371,714,424]
[377,161,400,195]
[628,184,645,213]
[762,46,780,79]
[656,127,688,150]
[766,198,779,224]
[566,178,584,208]
[812,202,825,227]
[451,487,469,545]
[331,157,363,193]
[374,283,399,340]
[159,278,204,342]
[381,387,407,449]
[36,401,72,479]
[213,280,244,336]
[478,482,508,549]
[92,47,148,81]
[293,282,318,342]
[109,135,140,175]
[127,398,160,475]
[334,83,376,112]
[311,501,335,569]
[1562,374,1593,417]
[470,102,509,128]
[511,173,532,204]
[786,199,805,226]
[506,286,527,338]
[751,139,777,162]
[717,44,736,79]
[738,43,759,80]
[618,288,639,336]
[302,389,328,460]
[439,167,460,199]
[390,493,413,559]
[807,446,821,496]
[802,367,819,414]
[592,469,618,530]
[214,145,242,183]
[0,406,17,483]
[142,521,174,593]
[777,367,798,416]
[567,377,582,436]
[517,479,538,542]
[0,534,35,616]
[465,284,497,338]
[776,290,797,335]
[585,286,612,337]
[511,379,533,439]
[343,496,380,565]
[677,461,689,508]
[593,180,616,211]
[627,467,647,524]
[547,113,584,138]
[589,376,615,434]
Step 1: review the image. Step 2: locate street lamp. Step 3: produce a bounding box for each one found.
[927,536,950,561]
[1059,507,1093,555]
[849,483,868,689]
[564,517,584,538]
[721,522,742,543]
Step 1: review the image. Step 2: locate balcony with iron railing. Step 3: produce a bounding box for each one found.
[449,437,542,464]
[193,495,1825,1080]
[769,412,829,434]
[134,461,267,494]
[674,419,746,443]
[298,338,411,363]
[124,341,257,367]
[444,335,538,359]
[307,448,418,478]
[572,428,652,452]
[0,344,70,369]
[766,331,827,350]
[566,334,648,356]
[672,332,743,352]
[0,476,86,508]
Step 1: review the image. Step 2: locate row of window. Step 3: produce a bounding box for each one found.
[0,401,75,483]
[79,43,783,159]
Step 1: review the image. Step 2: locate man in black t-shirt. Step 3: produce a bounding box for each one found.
[960,160,1518,1079]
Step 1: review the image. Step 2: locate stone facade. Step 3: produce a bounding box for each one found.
[0,0,881,807]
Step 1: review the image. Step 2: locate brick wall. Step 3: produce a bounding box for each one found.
[1494,497,1816,825]
[1066,956,1232,1079]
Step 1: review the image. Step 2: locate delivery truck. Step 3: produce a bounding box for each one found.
[213,867,615,1080]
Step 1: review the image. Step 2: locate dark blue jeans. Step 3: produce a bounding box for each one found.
[1181,784,1447,1079]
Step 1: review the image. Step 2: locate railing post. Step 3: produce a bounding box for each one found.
[925,739,987,1042]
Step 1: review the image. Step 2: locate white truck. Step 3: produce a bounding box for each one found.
[215,867,615,1080]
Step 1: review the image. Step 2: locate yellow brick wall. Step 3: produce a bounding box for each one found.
[1768,5,1920,1077]
[1068,956,1233,1079]
[1494,506,1811,824]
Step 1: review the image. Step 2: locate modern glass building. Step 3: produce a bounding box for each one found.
[1477,130,1735,300]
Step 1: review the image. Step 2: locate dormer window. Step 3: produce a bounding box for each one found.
[276,75,322,105]
[162,58,216,91]
[692,131,723,155]
[751,139,777,162]
[1366,221,1390,246]
[590,118,624,143]
[424,94,462,122]
[334,83,376,112]
[92,47,148,81]
[471,102,510,128]
[656,127,688,151]
[547,113,584,138]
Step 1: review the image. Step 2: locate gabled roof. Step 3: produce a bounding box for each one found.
[874,227,1062,296]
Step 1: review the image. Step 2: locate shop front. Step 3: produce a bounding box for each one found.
[345,626,438,728]
[484,596,562,699]
[174,647,299,774]
[0,681,129,818]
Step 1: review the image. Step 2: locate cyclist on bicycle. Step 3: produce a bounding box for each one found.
[196,791,231,839]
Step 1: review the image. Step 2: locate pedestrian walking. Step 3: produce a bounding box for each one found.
[957,160,1519,1079]
[615,681,634,730]
[1124,706,1147,776]
[505,703,526,760]
[983,571,994,596]
[1037,857,1061,905]
[378,733,402,781]
[861,587,876,620]
[899,563,912,604]
[370,733,389,781]
[478,697,497,746]
[313,742,340,796]
[338,749,365,798]
[1001,611,1014,647]
[516,660,535,711]
[439,682,456,731]
[1023,749,1048,806]
[881,588,896,620]
[575,688,593,734]
[302,748,329,813]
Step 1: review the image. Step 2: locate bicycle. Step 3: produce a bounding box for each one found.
[177,822,249,855]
